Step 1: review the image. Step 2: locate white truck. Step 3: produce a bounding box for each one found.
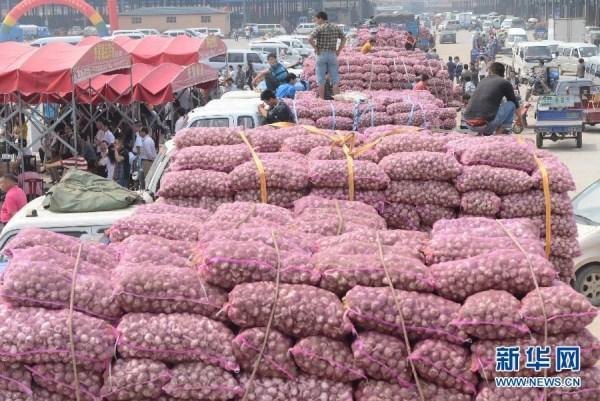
[548,18,586,43]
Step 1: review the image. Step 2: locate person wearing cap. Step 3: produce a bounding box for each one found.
[0,173,27,224]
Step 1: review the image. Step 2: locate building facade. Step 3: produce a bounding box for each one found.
[117,6,230,33]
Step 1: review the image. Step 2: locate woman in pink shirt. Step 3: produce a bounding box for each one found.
[1,174,28,224]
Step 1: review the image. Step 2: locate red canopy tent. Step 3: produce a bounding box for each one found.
[76,63,155,104]
[79,35,227,66]
[0,41,130,99]
[133,62,218,105]
[0,40,132,160]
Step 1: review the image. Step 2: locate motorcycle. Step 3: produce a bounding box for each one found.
[525,76,551,101]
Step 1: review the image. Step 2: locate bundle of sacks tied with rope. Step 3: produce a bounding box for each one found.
[0,194,597,401]
[283,90,458,131]
[302,43,462,106]
[154,125,579,282]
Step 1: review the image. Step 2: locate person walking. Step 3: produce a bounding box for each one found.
[478,56,488,82]
[454,57,463,83]
[309,11,346,99]
[447,56,456,82]
[245,61,256,90]
[133,126,156,177]
[577,58,586,78]
[235,65,246,89]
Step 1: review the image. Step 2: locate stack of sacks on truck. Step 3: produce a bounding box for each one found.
[0,192,598,401]
[302,41,461,106]
[285,90,458,130]
[155,125,580,281]
[0,228,120,400]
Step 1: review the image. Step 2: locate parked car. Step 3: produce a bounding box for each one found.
[573,178,600,306]
[250,41,302,67]
[556,42,599,74]
[136,28,160,36]
[162,29,192,38]
[208,28,225,38]
[112,30,146,39]
[295,23,316,35]
[30,35,83,46]
[203,50,269,72]
[0,196,136,271]
[188,27,209,37]
[272,35,314,57]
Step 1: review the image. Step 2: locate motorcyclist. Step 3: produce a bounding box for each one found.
[532,60,550,94]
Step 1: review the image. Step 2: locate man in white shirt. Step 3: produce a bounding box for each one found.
[133,126,156,177]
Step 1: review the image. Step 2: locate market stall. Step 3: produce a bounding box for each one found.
[0,40,131,167]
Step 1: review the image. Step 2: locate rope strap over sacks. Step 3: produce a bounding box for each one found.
[68,243,84,401]
[516,136,552,256]
[495,221,549,399]
[375,233,426,401]
[238,131,268,203]
[240,229,282,401]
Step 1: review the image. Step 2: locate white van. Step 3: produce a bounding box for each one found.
[556,43,600,74]
[0,196,135,256]
[505,28,528,49]
[30,35,83,46]
[204,50,269,72]
[162,29,192,37]
[136,28,160,36]
[272,36,314,57]
[208,28,225,38]
[512,41,554,79]
[112,29,146,39]
[186,97,263,129]
[254,24,286,36]
[295,23,316,35]
[250,41,302,67]
[188,27,209,37]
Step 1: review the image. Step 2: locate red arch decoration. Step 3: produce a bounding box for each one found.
[0,0,110,41]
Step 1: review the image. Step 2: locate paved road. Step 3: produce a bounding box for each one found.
[223,34,600,338]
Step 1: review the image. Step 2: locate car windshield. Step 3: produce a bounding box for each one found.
[191,118,229,128]
[524,46,552,59]
[509,34,527,42]
[573,180,600,225]
[580,47,598,57]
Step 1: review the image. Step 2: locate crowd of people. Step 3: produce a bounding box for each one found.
[40,119,156,189]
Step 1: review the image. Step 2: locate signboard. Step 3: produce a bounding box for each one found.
[72,42,131,83]
[537,95,579,109]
